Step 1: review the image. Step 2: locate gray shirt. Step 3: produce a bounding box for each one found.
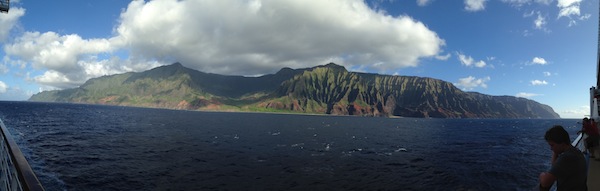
[549,147,587,191]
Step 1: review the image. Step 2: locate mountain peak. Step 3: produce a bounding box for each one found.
[324,62,344,68]
[172,62,183,67]
[163,62,185,69]
[315,62,347,72]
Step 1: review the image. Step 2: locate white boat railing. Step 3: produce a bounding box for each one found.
[572,132,587,152]
[0,119,44,191]
[590,87,599,119]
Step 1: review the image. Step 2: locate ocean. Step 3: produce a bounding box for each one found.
[0,101,581,191]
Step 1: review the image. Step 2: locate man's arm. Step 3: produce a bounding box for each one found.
[539,172,556,191]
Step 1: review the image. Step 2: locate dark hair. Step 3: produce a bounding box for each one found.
[544,125,570,144]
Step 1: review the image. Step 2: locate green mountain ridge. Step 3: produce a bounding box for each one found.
[29,62,560,118]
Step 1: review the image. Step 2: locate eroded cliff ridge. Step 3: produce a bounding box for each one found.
[30,62,560,118]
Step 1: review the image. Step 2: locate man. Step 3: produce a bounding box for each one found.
[539,125,587,191]
[582,118,600,158]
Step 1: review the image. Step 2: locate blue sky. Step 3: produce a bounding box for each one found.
[0,0,597,118]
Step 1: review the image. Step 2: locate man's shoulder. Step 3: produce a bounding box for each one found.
[561,147,585,161]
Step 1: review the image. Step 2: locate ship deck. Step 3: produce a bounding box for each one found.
[589,157,600,190]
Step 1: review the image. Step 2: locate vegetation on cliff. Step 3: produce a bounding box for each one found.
[29,62,560,118]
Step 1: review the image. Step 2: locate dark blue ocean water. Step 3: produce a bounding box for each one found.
[0,101,581,191]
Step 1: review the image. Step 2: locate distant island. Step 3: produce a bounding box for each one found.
[29,62,560,118]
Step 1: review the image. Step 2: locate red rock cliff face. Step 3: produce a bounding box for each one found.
[260,64,560,118]
[29,62,560,118]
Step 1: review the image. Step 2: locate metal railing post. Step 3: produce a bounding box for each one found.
[0,119,44,191]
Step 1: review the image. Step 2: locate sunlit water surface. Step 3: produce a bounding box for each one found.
[0,101,580,191]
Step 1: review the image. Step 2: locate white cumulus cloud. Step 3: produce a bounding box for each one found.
[436,53,451,60]
[457,53,486,68]
[557,0,587,26]
[532,57,547,65]
[560,105,588,119]
[4,0,446,89]
[0,81,6,93]
[505,0,587,28]
[557,0,581,18]
[454,76,490,90]
[465,0,487,12]
[516,92,541,98]
[535,0,553,4]
[114,0,445,75]
[502,0,553,7]
[3,31,136,88]
[417,0,433,6]
[0,7,25,42]
[530,79,548,85]
[534,13,547,29]
[543,71,551,76]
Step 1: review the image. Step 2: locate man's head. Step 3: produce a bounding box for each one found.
[545,125,571,153]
